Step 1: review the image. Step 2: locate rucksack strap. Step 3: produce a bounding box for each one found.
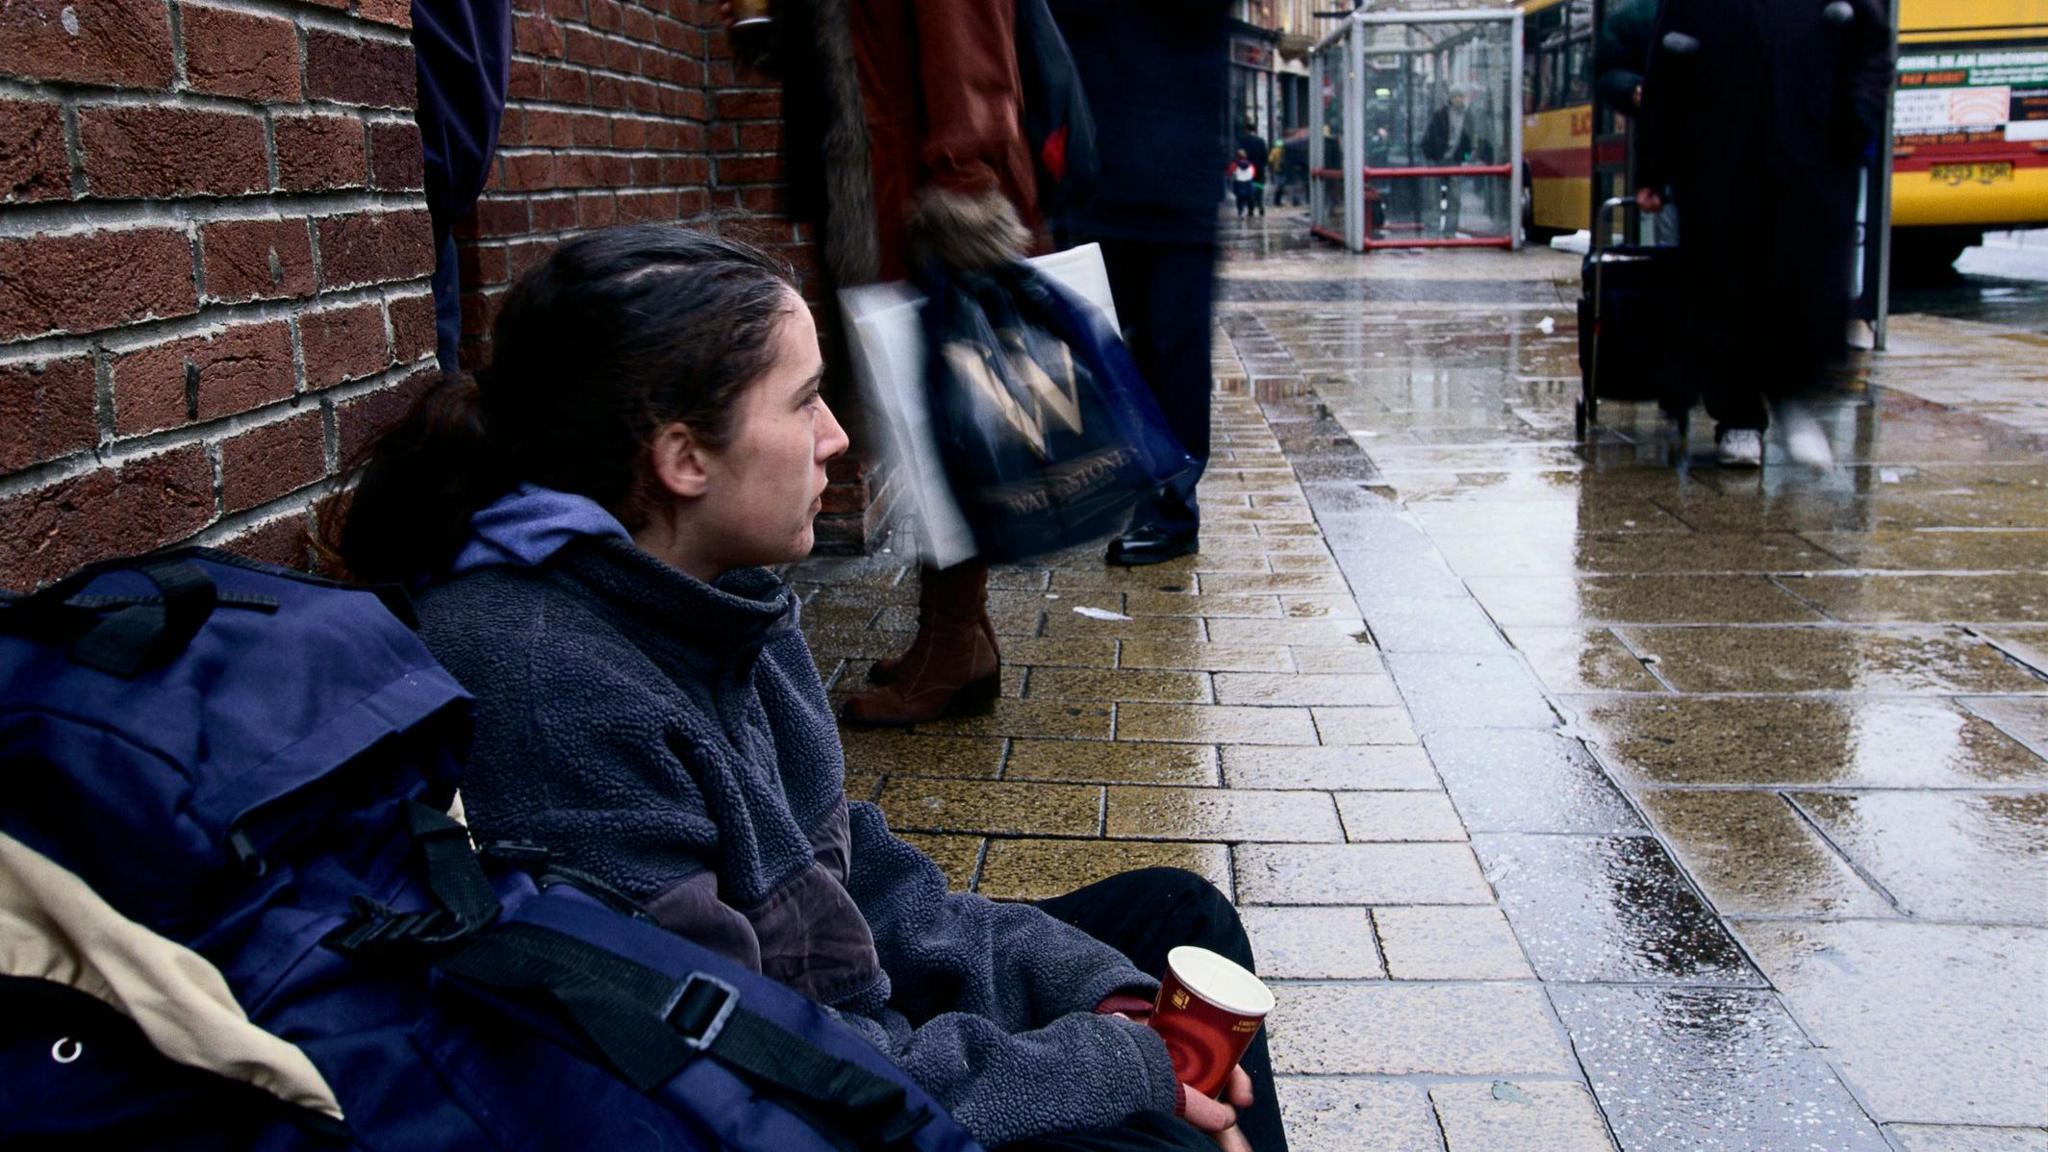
[325,803,499,956]
[0,557,219,676]
[439,921,934,1150]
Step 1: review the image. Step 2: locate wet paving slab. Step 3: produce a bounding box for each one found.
[1736,921,2048,1128]
[1551,984,1892,1152]
[1420,728,1646,835]
[1563,695,2048,788]
[1636,790,1895,919]
[1791,790,2048,923]
[1617,625,2048,695]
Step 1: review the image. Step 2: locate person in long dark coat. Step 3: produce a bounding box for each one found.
[1050,0,1233,566]
[1635,0,1892,466]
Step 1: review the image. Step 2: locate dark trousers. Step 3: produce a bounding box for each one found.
[999,868,1288,1152]
[1089,239,1218,534]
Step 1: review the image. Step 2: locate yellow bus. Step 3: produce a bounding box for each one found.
[1517,0,2048,271]
[1891,0,2048,272]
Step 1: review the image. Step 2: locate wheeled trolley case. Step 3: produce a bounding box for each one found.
[1576,196,1687,438]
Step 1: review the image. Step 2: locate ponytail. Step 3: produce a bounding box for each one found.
[323,371,513,584]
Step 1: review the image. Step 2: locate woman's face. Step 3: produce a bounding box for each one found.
[693,294,849,570]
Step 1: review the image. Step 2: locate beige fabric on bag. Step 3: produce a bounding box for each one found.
[0,834,344,1120]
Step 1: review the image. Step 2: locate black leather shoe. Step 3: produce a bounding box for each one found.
[1105,523,1198,567]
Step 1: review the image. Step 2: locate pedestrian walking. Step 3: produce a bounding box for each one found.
[1421,88,1476,236]
[1635,0,1892,467]
[744,0,1039,726]
[1050,0,1235,570]
[1235,120,1269,218]
[1231,151,1261,219]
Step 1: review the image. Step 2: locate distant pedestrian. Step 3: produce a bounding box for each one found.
[1236,121,1268,218]
[1231,150,1260,218]
[1421,89,1476,235]
[1636,0,1892,467]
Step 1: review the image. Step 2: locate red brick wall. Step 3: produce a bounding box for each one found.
[0,0,437,590]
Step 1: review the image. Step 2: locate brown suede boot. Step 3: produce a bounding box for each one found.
[842,562,1000,727]
[865,572,999,687]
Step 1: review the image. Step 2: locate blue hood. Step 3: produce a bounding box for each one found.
[450,484,633,575]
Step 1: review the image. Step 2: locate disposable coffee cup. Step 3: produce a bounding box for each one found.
[1148,946,1275,1098]
[729,0,773,28]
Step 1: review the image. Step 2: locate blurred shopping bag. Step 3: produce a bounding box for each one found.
[840,244,1192,567]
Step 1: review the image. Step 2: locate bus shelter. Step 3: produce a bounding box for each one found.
[1311,9,1524,251]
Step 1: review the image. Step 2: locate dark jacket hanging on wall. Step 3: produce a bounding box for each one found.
[1636,0,1892,390]
[411,0,512,372]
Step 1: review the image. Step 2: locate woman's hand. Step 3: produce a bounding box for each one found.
[1635,186,1664,214]
[1180,1065,1254,1152]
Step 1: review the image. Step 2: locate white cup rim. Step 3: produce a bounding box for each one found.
[1166,945,1275,1016]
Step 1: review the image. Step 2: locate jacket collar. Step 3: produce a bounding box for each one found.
[554,536,798,671]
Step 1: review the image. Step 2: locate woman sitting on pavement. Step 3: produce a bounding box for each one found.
[328,225,1285,1152]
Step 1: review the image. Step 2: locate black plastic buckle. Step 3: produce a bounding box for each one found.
[479,839,552,867]
[662,972,738,1052]
[325,897,470,956]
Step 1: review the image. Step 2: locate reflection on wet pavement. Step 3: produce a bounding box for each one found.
[790,227,2048,1148]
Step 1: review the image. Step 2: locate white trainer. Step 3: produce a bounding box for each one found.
[1716,427,1763,467]
[1775,401,1836,469]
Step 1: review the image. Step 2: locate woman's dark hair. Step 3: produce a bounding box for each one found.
[325,225,797,584]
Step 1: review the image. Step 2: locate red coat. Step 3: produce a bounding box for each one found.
[844,0,1039,280]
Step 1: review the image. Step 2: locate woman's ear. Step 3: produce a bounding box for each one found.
[648,421,710,500]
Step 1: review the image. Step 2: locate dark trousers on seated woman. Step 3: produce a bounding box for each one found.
[999,869,1288,1152]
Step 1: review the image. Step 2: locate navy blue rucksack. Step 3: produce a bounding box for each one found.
[0,549,981,1152]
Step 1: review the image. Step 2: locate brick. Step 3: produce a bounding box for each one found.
[368,120,425,190]
[512,13,563,57]
[200,217,315,304]
[623,8,657,42]
[498,151,558,191]
[456,242,509,288]
[455,198,531,239]
[604,35,638,73]
[577,192,616,227]
[0,445,214,591]
[300,302,391,389]
[274,113,367,192]
[608,117,645,149]
[388,291,438,364]
[519,109,571,148]
[507,58,546,100]
[0,228,195,341]
[217,509,311,571]
[587,0,623,32]
[305,29,416,109]
[714,89,781,120]
[0,100,67,205]
[180,4,301,103]
[357,0,412,30]
[545,64,591,104]
[716,154,781,185]
[316,209,433,289]
[530,196,577,231]
[111,320,294,435]
[591,73,626,109]
[333,368,434,463]
[662,155,710,185]
[221,410,326,513]
[0,0,174,89]
[616,190,676,223]
[0,356,97,471]
[78,104,267,198]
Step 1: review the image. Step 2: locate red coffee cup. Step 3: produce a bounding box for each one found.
[1148,946,1275,1098]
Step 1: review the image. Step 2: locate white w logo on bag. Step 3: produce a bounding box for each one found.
[940,330,1085,460]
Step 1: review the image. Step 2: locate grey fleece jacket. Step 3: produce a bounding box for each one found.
[414,491,1181,1146]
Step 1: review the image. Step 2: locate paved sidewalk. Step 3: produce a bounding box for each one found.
[790,224,2048,1151]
